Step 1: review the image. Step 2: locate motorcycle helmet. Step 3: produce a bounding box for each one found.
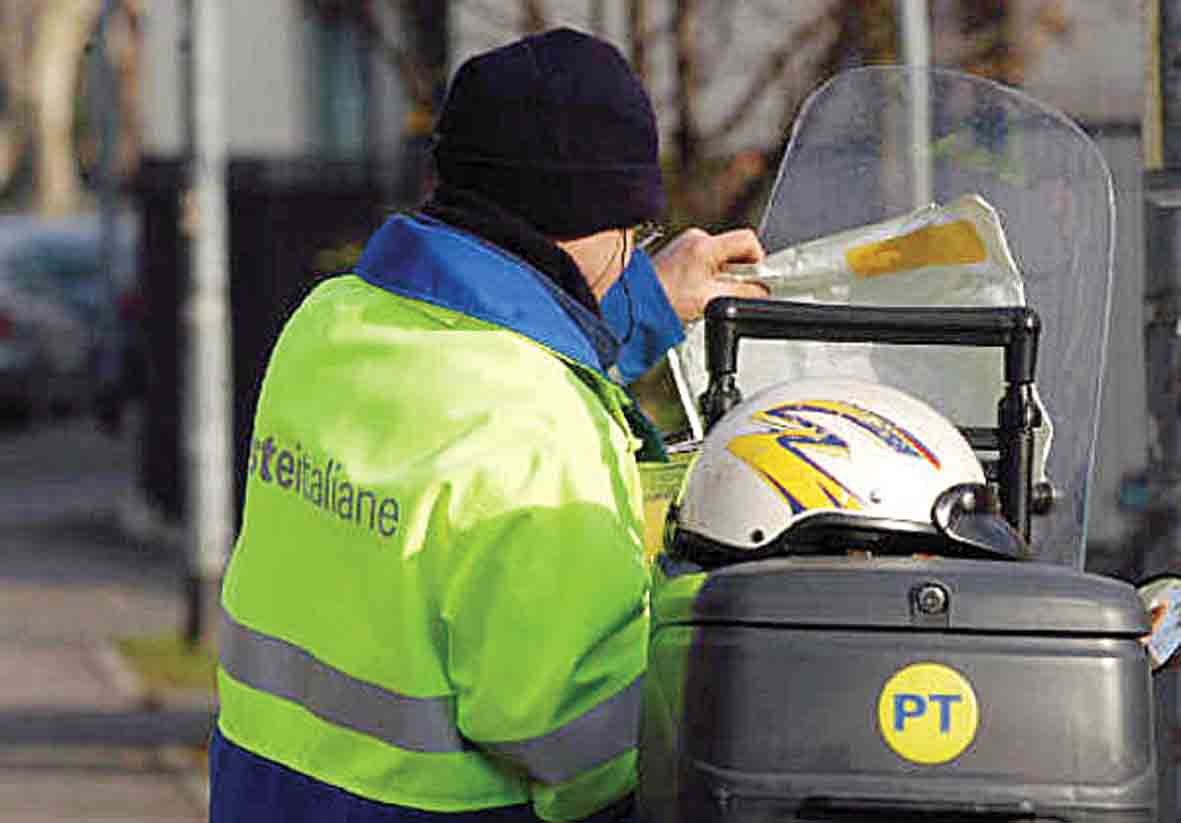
[668,377,1028,566]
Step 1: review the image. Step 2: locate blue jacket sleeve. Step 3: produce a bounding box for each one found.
[601,250,685,383]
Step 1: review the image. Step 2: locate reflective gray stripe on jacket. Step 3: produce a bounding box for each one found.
[483,678,643,784]
[218,609,641,783]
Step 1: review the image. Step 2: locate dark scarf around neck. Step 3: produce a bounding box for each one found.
[419,184,601,317]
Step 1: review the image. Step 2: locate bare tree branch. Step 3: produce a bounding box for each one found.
[704,13,837,146]
[0,0,35,193]
[399,0,449,111]
[304,0,453,118]
[627,0,649,84]
[111,0,144,177]
[695,0,736,83]
[943,0,1069,85]
[519,0,547,33]
[672,0,700,171]
[1014,0,1072,82]
[33,0,103,216]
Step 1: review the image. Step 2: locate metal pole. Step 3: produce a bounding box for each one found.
[90,0,120,404]
[184,0,233,646]
[898,0,932,208]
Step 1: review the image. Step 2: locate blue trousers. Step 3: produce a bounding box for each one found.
[208,726,544,823]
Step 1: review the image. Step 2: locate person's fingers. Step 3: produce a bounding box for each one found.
[651,226,768,322]
[708,228,765,266]
[737,280,770,299]
[713,279,769,301]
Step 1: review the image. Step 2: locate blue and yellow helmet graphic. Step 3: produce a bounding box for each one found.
[727,398,941,516]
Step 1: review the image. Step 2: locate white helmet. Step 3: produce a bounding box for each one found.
[669,377,1027,565]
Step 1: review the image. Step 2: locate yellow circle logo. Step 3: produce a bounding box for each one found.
[877,663,979,764]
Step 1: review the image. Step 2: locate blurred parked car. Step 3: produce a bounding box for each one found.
[0,215,139,427]
[0,282,90,416]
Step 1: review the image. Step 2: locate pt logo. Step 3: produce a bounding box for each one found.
[877,662,979,764]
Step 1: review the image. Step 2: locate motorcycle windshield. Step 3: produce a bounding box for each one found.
[709,67,1112,568]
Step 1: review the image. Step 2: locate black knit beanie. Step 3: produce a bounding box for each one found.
[433,27,665,239]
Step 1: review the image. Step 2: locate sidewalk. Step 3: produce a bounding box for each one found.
[0,416,213,822]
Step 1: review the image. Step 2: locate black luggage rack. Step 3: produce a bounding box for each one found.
[698,297,1049,542]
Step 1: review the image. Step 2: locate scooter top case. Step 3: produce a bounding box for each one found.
[641,555,1153,823]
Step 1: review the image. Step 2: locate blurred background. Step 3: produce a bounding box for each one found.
[0,1,1172,820]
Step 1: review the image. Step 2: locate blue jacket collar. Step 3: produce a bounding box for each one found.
[354,214,621,374]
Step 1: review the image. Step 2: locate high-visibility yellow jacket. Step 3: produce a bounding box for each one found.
[215,213,681,821]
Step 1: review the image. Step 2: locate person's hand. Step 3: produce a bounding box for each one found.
[650,227,768,323]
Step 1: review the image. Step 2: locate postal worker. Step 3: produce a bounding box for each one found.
[210,26,765,823]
